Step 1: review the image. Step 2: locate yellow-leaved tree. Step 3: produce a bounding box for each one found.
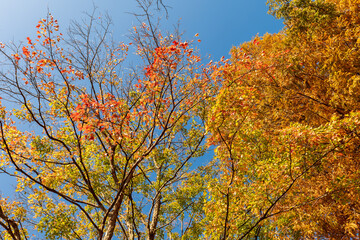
[204,0,360,239]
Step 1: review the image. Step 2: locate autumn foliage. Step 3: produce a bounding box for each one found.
[0,9,213,239]
[205,0,360,238]
[0,0,360,239]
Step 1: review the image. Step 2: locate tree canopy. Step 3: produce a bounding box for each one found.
[0,0,359,239]
[205,0,360,238]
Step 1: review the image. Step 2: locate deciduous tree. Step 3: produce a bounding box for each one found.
[205,0,360,238]
[0,4,215,239]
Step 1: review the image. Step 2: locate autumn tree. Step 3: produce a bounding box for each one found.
[204,0,360,239]
[0,2,216,239]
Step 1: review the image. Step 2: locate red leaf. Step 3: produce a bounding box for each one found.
[27,37,32,45]
[22,46,30,58]
[14,54,20,61]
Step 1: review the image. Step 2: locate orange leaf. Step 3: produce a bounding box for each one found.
[14,54,20,61]
[22,47,30,58]
[27,37,32,45]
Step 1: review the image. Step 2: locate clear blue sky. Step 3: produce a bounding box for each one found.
[0,0,283,60]
[0,0,283,197]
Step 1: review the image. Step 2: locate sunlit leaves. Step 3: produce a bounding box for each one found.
[0,8,215,239]
[205,0,360,238]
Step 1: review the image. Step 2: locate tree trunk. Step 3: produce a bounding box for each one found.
[147,193,161,240]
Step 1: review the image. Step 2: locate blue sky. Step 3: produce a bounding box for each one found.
[0,0,283,60]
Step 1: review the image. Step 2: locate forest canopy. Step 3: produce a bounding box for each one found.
[0,0,359,239]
